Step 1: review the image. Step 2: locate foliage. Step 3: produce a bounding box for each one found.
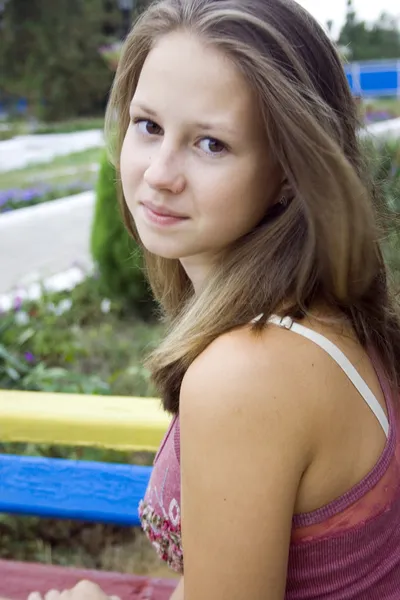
[91,151,156,319]
[1,274,162,396]
[0,304,110,395]
[368,138,400,281]
[338,0,400,61]
[0,316,31,388]
[359,136,400,289]
[0,0,113,121]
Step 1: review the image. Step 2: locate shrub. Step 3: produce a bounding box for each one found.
[91,152,155,319]
[365,137,400,281]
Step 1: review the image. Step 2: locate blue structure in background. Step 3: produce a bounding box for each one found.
[344,59,400,97]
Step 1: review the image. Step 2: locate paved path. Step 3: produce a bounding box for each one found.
[0,129,103,301]
[0,192,95,297]
[0,130,103,172]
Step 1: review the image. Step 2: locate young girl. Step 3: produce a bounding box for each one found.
[28,0,400,598]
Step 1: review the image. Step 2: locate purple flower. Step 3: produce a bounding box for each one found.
[0,181,93,214]
[14,296,23,311]
[0,194,9,207]
[24,352,36,363]
[0,189,17,203]
[21,189,38,202]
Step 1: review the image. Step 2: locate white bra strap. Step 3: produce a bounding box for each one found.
[263,314,390,438]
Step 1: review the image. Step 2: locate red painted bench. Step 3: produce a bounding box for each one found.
[0,560,177,599]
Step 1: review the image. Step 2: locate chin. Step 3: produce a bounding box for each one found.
[135,227,194,260]
[139,237,188,260]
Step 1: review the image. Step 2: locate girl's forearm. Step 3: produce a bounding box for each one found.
[170,577,184,600]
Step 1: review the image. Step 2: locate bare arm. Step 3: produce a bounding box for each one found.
[179,327,314,600]
[170,577,184,600]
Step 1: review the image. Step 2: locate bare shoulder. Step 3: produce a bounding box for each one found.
[181,318,327,427]
[179,319,334,469]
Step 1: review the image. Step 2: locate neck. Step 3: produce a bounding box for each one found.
[179,253,220,294]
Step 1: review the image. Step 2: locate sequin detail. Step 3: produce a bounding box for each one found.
[139,499,184,573]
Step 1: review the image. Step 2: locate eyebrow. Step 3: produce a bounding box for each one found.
[130,100,236,137]
[130,100,158,118]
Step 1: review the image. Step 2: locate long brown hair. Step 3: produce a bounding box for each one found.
[105,0,400,413]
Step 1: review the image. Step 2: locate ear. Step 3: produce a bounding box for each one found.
[275,178,293,208]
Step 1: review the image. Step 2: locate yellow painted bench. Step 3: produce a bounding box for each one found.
[0,390,171,450]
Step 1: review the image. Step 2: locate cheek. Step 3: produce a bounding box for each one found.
[204,162,270,227]
[120,132,146,197]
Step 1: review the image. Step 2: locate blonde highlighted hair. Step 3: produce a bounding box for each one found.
[105,0,400,413]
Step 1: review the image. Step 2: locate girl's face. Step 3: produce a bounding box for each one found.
[121,31,281,281]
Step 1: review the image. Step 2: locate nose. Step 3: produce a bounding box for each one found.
[144,144,186,195]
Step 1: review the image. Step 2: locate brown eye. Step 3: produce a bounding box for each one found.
[199,137,227,156]
[135,119,163,135]
[145,120,162,135]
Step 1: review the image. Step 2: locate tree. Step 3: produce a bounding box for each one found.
[0,0,114,120]
[337,0,400,61]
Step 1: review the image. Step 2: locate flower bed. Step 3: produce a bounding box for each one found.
[364,109,399,124]
[0,181,93,213]
[0,273,161,396]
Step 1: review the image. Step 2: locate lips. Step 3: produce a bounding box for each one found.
[141,201,187,219]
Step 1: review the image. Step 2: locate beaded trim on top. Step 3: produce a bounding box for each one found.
[139,499,184,573]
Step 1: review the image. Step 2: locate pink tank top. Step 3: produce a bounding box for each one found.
[139,317,400,598]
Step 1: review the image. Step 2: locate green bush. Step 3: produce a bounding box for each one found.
[363,137,400,281]
[91,152,155,319]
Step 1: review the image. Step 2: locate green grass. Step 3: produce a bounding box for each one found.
[0,147,103,190]
[363,98,400,117]
[1,117,104,140]
[34,117,105,135]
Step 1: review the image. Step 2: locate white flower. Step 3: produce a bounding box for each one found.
[14,311,30,326]
[56,298,73,315]
[101,299,111,313]
[47,302,56,314]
